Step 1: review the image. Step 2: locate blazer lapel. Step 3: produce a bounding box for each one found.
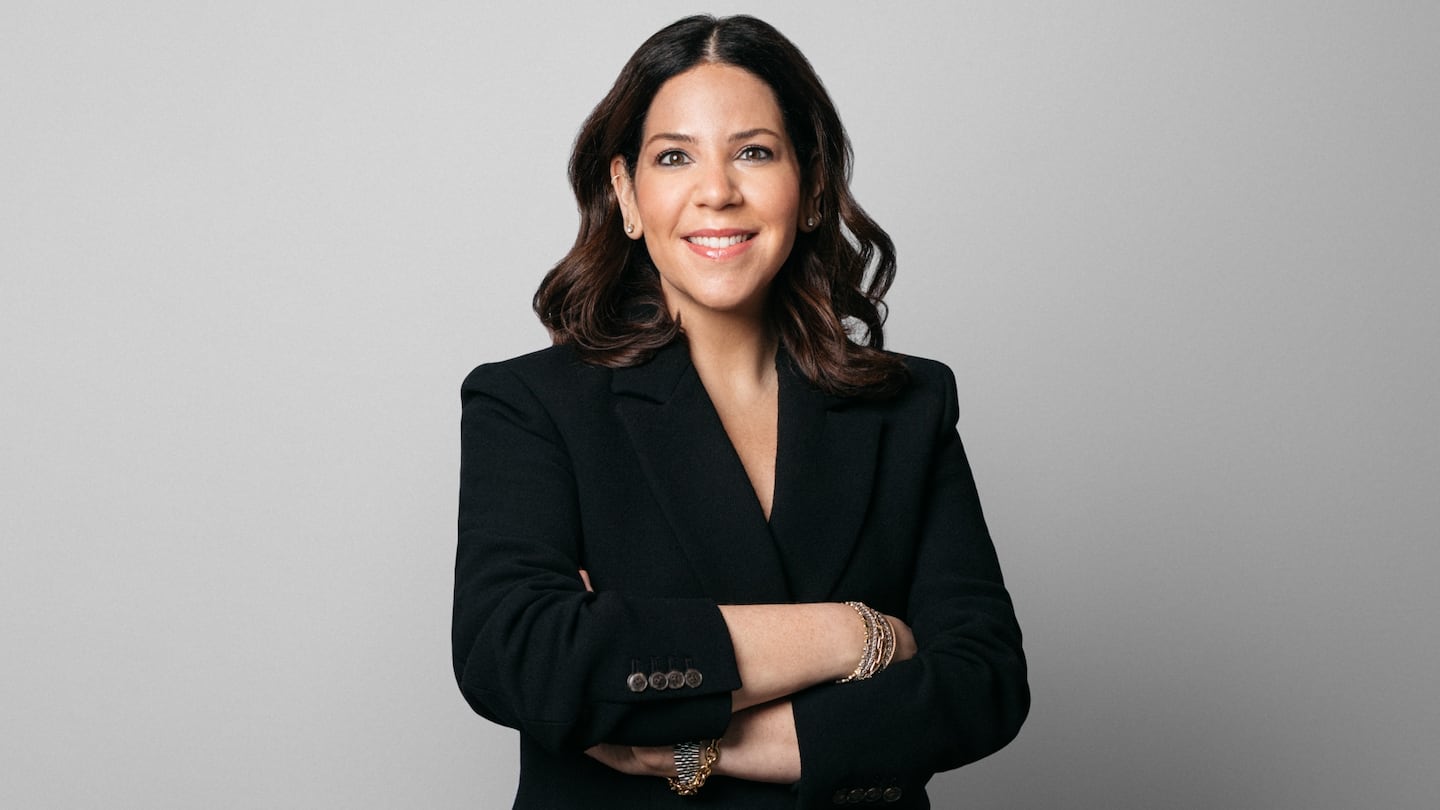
[768,352,883,601]
[612,343,792,603]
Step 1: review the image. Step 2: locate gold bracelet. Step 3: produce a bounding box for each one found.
[838,601,897,682]
[876,612,897,671]
[666,738,721,796]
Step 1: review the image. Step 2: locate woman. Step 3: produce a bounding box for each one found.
[454,14,1028,809]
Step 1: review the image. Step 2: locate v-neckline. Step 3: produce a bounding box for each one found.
[696,359,781,526]
[610,340,884,602]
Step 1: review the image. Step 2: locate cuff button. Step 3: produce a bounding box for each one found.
[626,672,647,693]
[648,671,669,691]
[684,668,704,688]
[882,786,903,802]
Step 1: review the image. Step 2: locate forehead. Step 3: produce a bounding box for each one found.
[642,63,787,140]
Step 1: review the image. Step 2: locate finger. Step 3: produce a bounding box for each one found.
[579,569,594,592]
[584,744,620,769]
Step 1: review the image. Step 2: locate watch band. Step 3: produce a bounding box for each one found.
[672,741,702,784]
[667,738,721,796]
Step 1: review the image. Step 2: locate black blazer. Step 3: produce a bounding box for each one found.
[454,341,1028,809]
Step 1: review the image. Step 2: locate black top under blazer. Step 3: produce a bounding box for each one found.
[454,341,1028,809]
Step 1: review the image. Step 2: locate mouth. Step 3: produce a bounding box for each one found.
[684,232,756,249]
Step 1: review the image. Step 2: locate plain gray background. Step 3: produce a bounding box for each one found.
[3,1,1436,808]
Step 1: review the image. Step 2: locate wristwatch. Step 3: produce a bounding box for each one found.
[672,741,702,784]
[667,738,720,796]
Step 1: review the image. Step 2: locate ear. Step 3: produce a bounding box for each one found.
[799,156,826,232]
[611,156,643,240]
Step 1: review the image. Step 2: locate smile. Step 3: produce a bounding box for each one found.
[685,234,755,248]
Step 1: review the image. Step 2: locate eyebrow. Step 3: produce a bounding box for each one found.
[643,128,784,149]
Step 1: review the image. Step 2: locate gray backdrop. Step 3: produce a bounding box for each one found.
[3,1,1436,808]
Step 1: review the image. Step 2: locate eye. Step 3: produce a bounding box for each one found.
[737,145,774,162]
[655,150,691,167]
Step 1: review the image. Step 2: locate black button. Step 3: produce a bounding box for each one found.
[648,671,668,690]
[864,787,882,802]
[833,789,849,804]
[626,672,647,693]
[882,786,902,802]
[848,788,866,803]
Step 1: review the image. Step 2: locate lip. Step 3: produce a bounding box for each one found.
[682,229,757,260]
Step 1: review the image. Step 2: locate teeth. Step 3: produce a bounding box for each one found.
[687,234,750,248]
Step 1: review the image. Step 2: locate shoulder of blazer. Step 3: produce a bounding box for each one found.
[461,342,694,412]
[460,344,624,417]
[848,351,960,429]
[894,352,954,388]
[461,343,597,393]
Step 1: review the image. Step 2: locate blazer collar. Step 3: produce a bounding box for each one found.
[610,339,694,403]
[769,352,882,601]
[612,341,791,602]
[612,341,882,602]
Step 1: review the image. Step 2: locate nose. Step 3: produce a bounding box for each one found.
[693,161,742,208]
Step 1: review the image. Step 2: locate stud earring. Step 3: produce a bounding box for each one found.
[806,216,818,228]
[626,222,635,234]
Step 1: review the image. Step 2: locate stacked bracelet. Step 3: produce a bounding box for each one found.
[667,738,721,796]
[836,601,897,683]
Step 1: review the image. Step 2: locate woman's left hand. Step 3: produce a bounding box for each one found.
[584,743,676,777]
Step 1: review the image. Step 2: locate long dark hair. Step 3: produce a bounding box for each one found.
[533,14,907,397]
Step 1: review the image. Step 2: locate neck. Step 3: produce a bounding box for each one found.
[679,309,778,392]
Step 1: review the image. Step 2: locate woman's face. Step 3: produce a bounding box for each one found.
[614,63,813,323]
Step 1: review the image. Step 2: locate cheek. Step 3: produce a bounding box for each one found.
[764,176,803,220]
[633,178,682,223]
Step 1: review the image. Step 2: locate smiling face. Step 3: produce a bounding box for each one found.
[613,63,816,323]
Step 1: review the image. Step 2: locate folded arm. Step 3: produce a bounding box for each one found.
[455,363,913,753]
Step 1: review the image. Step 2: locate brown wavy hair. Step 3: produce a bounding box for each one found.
[533,14,908,397]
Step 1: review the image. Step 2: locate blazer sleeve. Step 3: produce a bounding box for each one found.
[453,362,743,752]
[788,363,1030,807]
